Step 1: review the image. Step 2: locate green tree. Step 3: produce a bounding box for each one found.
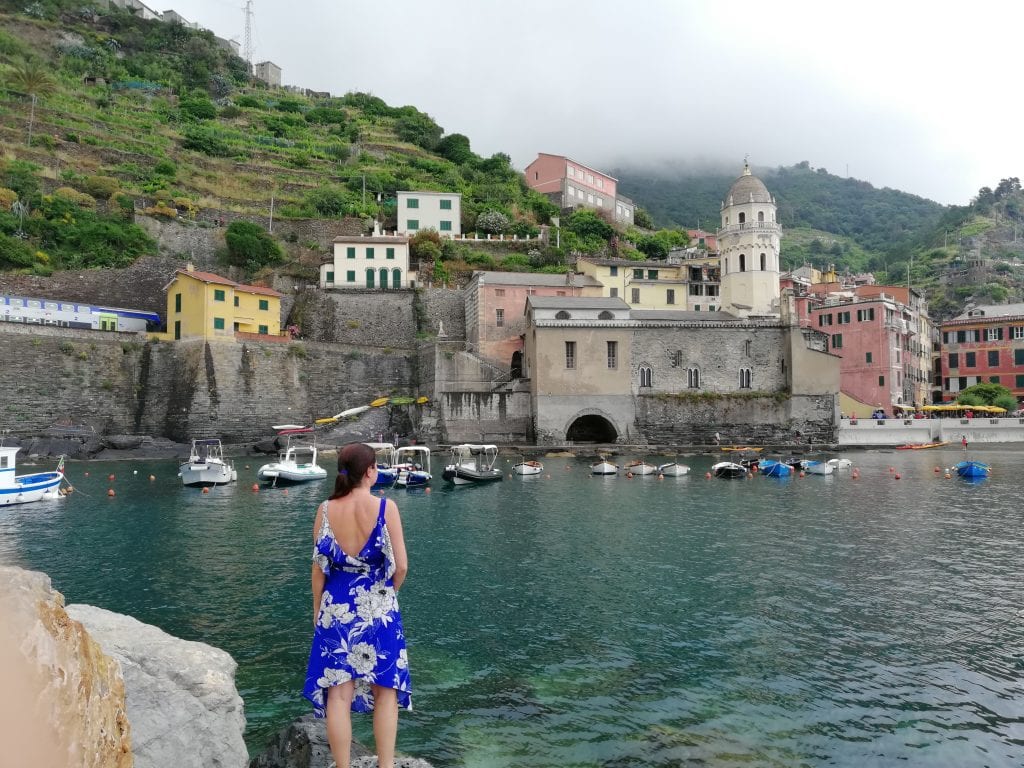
[5,58,58,146]
[224,221,284,273]
[633,207,655,229]
[435,133,474,165]
[956,382,1018,413]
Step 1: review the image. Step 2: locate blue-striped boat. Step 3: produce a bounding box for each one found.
[0,447,64,505]
[954,460,990,479]
[759,459,792,478]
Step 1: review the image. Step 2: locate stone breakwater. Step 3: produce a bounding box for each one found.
[1,566,434,768]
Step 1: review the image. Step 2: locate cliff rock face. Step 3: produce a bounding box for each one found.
[0,566,132,768]
[66,604,248,768]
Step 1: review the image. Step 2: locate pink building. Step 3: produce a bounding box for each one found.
[523,153,634,225]
[464,270,603,370]
[687,229,718,254]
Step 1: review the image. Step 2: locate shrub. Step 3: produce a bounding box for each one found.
[476,210,510,234]
[181,126,232,157]
[179,94,217,120]
[63,132,80,143]
[0,234,36,269]
[410,229,443,261]
[224,220,284,272]
[152,159,176,178]
[235,94,263,108]
[83,175,120,198]
[0,188,17,209]
[305,107,346,125]
[53,187,96,208]
[303,186,348,217]
[219,105,242,119]
[273,98,304,113]
[30,134,56,150]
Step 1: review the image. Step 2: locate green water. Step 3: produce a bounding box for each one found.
[2,448,1023,767]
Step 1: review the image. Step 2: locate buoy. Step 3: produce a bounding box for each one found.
[626,471,634,479]
[944,472,951,479]
[425,487,431,493]
[934,466,940,473]
[283,489,288,495]
[245,465,250,470]
[84,471,90,477]
[799,471,805,478]
[133,470,138,475]
[252,483,259,491]
[852,471,860,479]
[894,473,901,480]
[108,474,115,481]
[107,488,115,497]
[508,473,512,478]
[705,472,712,479]
[658,473,664,480]
[149,475,155,481]
[888,467,895,473]
[202,487,209,494]
[545,474,551,479]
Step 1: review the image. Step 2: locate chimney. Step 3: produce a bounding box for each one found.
[185,262,195,272]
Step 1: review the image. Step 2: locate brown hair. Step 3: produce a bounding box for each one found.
[329,442,377,499]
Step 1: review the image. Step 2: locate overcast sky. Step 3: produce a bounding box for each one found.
[165,0,1021,206]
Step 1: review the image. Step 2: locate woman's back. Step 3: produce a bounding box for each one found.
[324,494,385,560]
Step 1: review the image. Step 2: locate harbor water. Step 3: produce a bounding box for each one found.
[1,447,1023,767]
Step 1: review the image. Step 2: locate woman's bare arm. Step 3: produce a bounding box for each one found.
[385,500,408,591]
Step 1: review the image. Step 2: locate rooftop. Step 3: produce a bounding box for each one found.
[526,296,630,310]
[472,271,602,287]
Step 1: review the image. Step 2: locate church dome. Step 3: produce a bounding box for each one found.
[726,162,772,204]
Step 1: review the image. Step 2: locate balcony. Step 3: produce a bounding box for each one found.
[718,221,781,235]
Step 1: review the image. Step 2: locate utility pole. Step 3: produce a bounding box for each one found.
[268,190,274,233]
[242,0,254,69]
[362,174,366,205]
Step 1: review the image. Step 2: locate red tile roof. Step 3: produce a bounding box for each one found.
[172,269,283,297]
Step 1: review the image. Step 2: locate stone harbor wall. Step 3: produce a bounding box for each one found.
[0,566,132,768]
[66,604,247,768]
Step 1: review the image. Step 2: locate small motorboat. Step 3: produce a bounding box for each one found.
[590,459,618,475]
[0,447,64,505]
[512,459,544,476]
[802,460,835,475]
[178,438,237,487]
[953,460,990,479]
[442,444,503,485]
[658,462,690,477]
[827,458,853,469]
[712,461,748,479]
[256,436,328,485]
[623,460,657,476]
[393,445,432,488]
[365,442,398,488]
[759,459,792,478]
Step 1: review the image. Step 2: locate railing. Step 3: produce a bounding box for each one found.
[717,222,780,235]
[234,331,291,343]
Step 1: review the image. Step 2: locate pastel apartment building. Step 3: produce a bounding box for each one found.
[396,191,462,236]
[939,303,1024,406]
[576,257,721,312]
[523,153,634,225]
[321,231,411,290]
[164,266,283,341]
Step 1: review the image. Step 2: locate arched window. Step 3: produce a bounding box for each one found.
[738,212,746,224]
[760,253,766,271]
[365,268,375,288]
[724,258,729,273]
[392,268,401,288]
[639,365,652,388]
[687,367,700,389]
[379,267,389,289]
[739,254,746,272]
[739,367,752,389]
[758,210,764,223]
[555,310,571,320]
[598,310,614,320]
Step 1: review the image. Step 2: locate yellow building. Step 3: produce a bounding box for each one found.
[576,256,721,311]
[163,266,284,341]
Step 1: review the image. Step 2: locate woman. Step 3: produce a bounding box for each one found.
[303,442,411,768]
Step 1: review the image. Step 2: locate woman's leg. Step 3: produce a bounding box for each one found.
[325,682,355,768]
[371,685,399,768]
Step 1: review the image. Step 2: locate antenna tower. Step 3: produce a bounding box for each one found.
[242,0,254,66]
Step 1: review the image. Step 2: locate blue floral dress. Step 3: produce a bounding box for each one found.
[303,497,412,715]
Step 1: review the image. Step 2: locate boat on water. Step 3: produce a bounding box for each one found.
[953,459,990,479]
[590,459,618,475]
[442,444,503,485]
[658,461,690,476]
[896,441,951,450]
[712,461,748,479]
[365,442,399,488]
[802,459,835,475]
[512,459,544,476]
[827,458,853,469]
[178,439,237,487]
[0,447,64,505]
[624,460,657,476]
[256,434,328,485]
[393,445,432,487]
[759,459,792,478]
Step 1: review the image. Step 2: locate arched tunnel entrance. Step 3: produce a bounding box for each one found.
[565,414,618,443]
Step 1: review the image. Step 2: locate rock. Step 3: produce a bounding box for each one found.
[102,435,145,450]
[67,604,247,768]
[248,714,433,768]
[0,566,132,768]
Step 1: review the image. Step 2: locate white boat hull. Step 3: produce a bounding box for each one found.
[624,463,657,476]
[513,462,544,476]
[591,461,618,475]
[658,462,690,476]
[179,462,237,486]
[0,471,64,505]
[827,458,853,469]
[256,464,327,484]
[803,461,835,475]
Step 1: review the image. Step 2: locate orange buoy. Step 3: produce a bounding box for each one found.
[705,472,712,479]
[658,473,664,480]
[934,466,940,473]
[894,473,901,480]
[944,472,951,479]
[108,474,115,481]
[107,488,115,497]
[626,471,634,479]
[202,487,210,494]
[84,471,90,477]
[251,483,259,491]
[283,489,288,495]
[799,471,806,478]
[425,487,431,493]
[888,467,895,473]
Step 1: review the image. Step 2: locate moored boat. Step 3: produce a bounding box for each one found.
[896,440,951,450]
[0,447,64,505]
[393,445,432,487]
[442,444,503,485]
[827,457,853,469]
[365,442,398,488]
[256,436,328,485]
[759,459,792,478]
[178,438,237,487]
[657,461,690,476]
[712,461,747,479]
[590,459,618,475]
[512,459,544,476]
[802,460,834,475]
[624,459,657,476]
[953,459,990,479]
[721,446,763,453]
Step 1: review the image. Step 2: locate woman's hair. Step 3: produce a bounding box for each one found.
[329,442,377,499]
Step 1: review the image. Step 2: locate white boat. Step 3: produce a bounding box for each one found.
[590,460,618,475]
[0,447,64,505]
[393,445,432,487]
[803,460,835,475]
[178,439,237,487]
[256,436,328,485]
[658,462,690,476]
[442,444,503,485]
[827,458,853,469]
[624,460,657,476]
[712,461,748,479]
[512,459,544,476]
[365,442,398,488]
